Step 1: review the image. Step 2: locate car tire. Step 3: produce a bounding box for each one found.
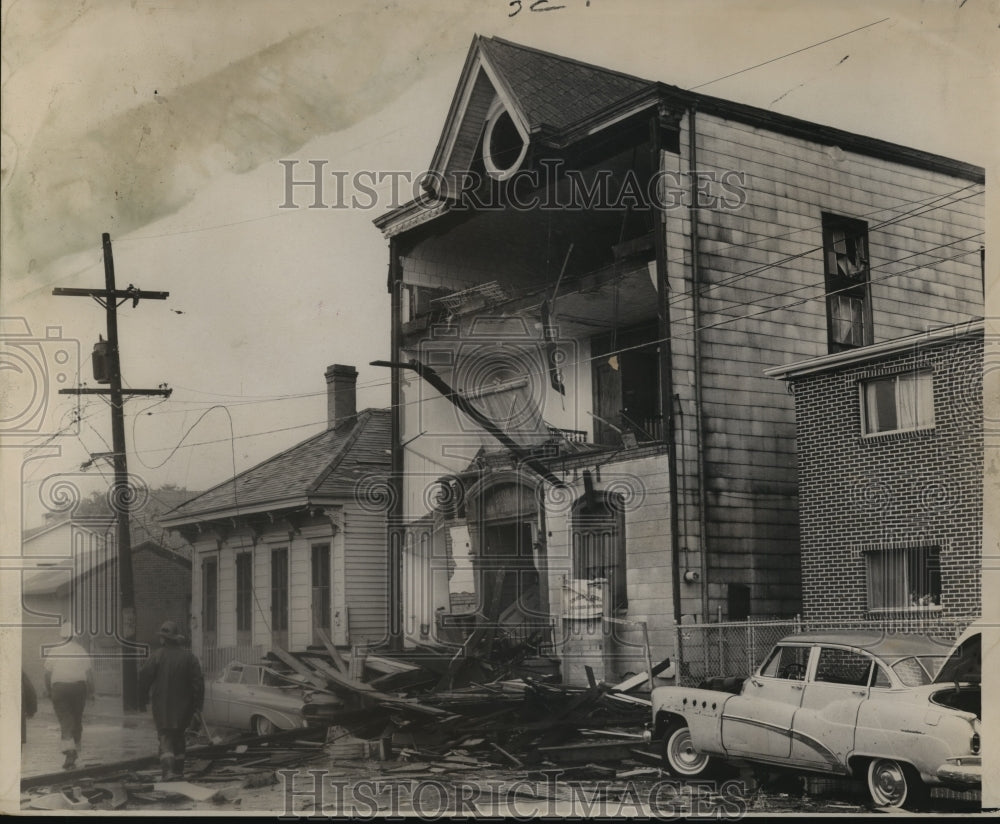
[662,722,715,778]
[866,758,930,810]
[252,715,276,737]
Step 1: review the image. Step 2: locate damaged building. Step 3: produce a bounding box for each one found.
[371,36,984,683]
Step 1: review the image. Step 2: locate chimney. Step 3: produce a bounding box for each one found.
[325,364,358,429]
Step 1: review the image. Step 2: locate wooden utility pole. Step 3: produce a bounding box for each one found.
[53,233,171,711]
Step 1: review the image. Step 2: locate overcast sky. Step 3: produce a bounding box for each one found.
[1,0,997,529]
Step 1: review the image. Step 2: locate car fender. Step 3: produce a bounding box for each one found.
[249,706,303,731]
[854,691,976,783]
[651,686,729,755]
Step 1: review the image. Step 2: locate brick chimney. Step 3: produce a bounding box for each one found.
[325,364,358,429]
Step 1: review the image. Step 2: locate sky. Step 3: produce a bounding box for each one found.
[1,0,997,532]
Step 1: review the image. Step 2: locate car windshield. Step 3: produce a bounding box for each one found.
[890,656,943,686]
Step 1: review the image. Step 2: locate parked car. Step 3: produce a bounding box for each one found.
[202,660,342,735]
[651,630,981,809]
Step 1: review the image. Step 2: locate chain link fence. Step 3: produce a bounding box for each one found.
[673,615,978,687]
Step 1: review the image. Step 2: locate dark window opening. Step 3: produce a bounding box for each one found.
[822,213,871,352]
[727,583,751,621]
[235,552,253,643]
[271,548,289,647]
[572,494,627,613]
[202,558,218,637]
[591,322,661,446]
[311,543,331,644]
[487,111,524,173]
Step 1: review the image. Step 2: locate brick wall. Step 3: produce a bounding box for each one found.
[790,333,982,622]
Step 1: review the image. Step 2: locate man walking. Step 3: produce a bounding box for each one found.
[138,620,204,780]
[43,622,94,770]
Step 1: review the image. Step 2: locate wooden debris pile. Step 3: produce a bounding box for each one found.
[255,627,665,767]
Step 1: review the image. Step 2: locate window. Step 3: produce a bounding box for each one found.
[271,547,289,646]
[224,664,243,684]
[871,665,892,689]
[822,214,871,352]
[865,546,941,611]
[814,647,872,686]
[760,645,810,680]
[861,370,934,435]
[311,543,331,643]
[572,494,628,613]
[591,322,661,446]
[235,552,253,641]
[202,558,218,635]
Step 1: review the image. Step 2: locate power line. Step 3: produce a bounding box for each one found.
[689,17,891,91]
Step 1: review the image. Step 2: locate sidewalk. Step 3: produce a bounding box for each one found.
[20,694,157,779]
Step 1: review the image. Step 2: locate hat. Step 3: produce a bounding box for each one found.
[157,620,185,642]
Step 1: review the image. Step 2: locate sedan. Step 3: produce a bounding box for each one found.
[651,629,981,810]
[202,660,342,736]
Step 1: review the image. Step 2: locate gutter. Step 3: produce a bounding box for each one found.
[687,105,711,622]
[650,111,683,626]
[765,319,985,381]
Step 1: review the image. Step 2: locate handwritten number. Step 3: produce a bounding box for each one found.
[531,0,566,10]
[509,0,521,15]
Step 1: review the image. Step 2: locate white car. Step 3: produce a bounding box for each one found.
[651,629,981,809]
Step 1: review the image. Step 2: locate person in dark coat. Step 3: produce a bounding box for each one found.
[22,671,38,747]
[138,620,204,780]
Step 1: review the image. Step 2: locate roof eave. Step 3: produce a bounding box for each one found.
[765,319,985,380]
[159,495,342,529]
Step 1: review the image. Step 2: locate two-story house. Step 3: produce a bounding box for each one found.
[372,36,984,681]
[766,319,983,627]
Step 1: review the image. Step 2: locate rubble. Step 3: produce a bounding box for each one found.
[21,631,669,811]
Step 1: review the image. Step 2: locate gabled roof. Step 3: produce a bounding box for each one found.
[375,35,984,237]
[159,409,391,526]
[477,37,652,135]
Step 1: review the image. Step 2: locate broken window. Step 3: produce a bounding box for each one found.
[865,546,941,611]
[822,214,871,352]
[572,494,627,613]
[591,322,661,446]
[861,370,934,435]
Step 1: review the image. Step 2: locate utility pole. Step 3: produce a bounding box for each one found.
[53,233,171,711]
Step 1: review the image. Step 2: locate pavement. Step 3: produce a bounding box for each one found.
[20,694,157,779]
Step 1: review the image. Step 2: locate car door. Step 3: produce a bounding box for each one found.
[722,643,812,761]
[791,645,872,770]
[228,664,263,730]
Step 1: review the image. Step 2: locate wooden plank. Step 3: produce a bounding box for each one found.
[313,626,348,673]
[268,647,332,690]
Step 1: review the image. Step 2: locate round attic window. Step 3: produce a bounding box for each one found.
[483,106,528,180]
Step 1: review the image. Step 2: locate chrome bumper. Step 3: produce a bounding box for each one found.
[936,757,981,788]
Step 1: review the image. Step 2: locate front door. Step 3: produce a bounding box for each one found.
[480,521,537,619]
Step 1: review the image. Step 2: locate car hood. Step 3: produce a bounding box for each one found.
[932,630,980,685]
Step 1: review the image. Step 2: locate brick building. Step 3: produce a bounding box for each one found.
[371,36,984,681]
[766,320,983,624]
